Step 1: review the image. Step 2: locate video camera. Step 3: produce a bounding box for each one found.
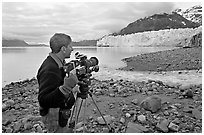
[64,52,99,99]
[64,52,99,81]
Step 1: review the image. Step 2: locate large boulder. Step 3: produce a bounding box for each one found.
[140,95,162,113]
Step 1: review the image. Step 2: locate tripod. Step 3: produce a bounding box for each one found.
[67,80,114,133]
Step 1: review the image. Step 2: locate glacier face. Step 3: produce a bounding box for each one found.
[97,27,202,47]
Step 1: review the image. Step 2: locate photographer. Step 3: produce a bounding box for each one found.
[37,33,78,133]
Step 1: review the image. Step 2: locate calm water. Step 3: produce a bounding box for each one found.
[2,46,175,86]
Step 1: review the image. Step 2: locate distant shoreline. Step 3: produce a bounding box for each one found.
[2,46,97,48]
[119,47,202,72]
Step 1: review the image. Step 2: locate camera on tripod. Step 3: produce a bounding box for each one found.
[63,52,114,133]
[64,52,99,80]
[64,52,99,98]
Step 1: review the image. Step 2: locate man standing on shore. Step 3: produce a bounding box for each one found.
[37,33,78,132]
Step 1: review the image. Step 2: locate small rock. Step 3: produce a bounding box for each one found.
[76,127,84,132]
[178,96,184,99]
[97,115,114,125]
[134,86,141,92]
[20,103,27,109]
[75,121,84,129]
[163,111,169,116]
[24,122,32,130]
[164,82,179,88]
[2,103,8,111]
[128,110,137,115]
[13,121,22,132]
[137,115,146,123]
[171,109,179,115]
[2,119,11,126]
[109,93,115,97]
[171,118,180,124]
[102,127,109,133]
[170,105,177,109]
[109,104,115,109]
[174,103,182,108]
[121,105,129,111]
[5,127,13,133]
[108,88,115,93]
[14,104,21,110]
[183,90,193,98]
[125,113,131,118]
[141,87,148,93]
[88,116,93,120]
[126,122,149,133]
[93,109,97,114]
[168,122,179,132]
[156,119,170,132]
[33,124,40,129]
[33,116,41,121]
[179,84,191,90]
[192,109,202,120]
[36,125,43,133]
[133,114,137,121]
[147,91,153,95]
[6,99,15,107]
[122,93,129,97]
[120,117,125,124]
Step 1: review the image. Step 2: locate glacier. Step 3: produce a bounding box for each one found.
[97,26,202,47]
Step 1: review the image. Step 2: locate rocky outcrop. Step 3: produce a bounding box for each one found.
[183,32,202,48]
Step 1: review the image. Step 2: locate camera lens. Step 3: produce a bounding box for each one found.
[89,57,99,66]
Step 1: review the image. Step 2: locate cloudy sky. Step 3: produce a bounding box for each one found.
[2,1,201,44]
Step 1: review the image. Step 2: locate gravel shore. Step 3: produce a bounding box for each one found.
[2,78,202,133]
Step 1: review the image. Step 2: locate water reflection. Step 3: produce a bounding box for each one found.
[2,47,27,53]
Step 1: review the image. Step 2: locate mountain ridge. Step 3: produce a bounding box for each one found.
[2,39,48,47]
[111,12,200,36]
[2,39,98,47]
[173,5,202,25]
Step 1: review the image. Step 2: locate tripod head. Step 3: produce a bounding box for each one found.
[77,79,90,99]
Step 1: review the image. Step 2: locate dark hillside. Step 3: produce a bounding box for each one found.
[113,13,200,36]
[2,39,29,47]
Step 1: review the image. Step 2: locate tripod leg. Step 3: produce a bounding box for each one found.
[76,99,83,124]
[74,98,79,133]
[83,99,87,133]
[68,98,77,128]
[74,99,83,133]
[89,94,112,131]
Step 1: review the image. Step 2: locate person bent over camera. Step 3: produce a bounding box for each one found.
[37,33,78,133]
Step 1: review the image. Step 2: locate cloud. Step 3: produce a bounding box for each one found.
[2,2,198,43]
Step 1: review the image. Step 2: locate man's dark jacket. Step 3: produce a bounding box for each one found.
[37,56,74,109]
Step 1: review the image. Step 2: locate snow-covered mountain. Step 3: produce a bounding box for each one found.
[173,5,202,25]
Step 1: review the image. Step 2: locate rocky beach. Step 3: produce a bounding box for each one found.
[2,45,202,133]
